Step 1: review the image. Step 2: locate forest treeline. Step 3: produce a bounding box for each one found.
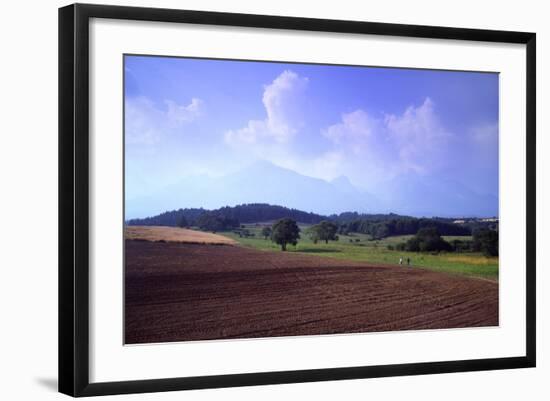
[127,203,497,239]
[127,204,325,230]
[333,215,470,239]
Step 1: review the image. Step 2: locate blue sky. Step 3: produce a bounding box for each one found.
[125,55,499,215]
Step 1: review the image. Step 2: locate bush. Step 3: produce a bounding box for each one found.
[405,227,452,252]
[472,228,499,256]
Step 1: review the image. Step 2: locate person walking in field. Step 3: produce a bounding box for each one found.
[399,257,403,266]
[407,257,411,267]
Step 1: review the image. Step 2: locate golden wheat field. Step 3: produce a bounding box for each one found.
[125,225,237,245]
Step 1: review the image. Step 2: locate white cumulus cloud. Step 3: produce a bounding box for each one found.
[323,109,382,156]
[322,97,453,179]
[384,97,452,173]
[165,98,203,124]
[470,121,498,145]
[125,96,203,145]
[225,70,308,146]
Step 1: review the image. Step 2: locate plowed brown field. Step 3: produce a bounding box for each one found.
[125,240,498,344]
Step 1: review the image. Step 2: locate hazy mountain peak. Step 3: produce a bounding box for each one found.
[248,159,287,172]
[331,175,352,185]
[126,155,497,220]
[330,175,357,193]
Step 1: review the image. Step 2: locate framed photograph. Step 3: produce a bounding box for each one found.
[59,3,536,397]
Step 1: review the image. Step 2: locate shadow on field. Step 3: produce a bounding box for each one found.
[297,248,341,254]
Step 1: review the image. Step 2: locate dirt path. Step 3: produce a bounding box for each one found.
[125,240,498,344]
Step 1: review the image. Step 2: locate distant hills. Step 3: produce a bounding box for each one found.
[127,203,326,227]
[125,160,380,219]
[125,160,498,219]
[126,203,495,239]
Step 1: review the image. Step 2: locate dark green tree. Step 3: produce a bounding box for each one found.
[472,228,499,256]
[271,218,300,251]
[310,220,339,244]
[373,223,390,240]
[405,227,452,252]
[196,213,239,232]
[177,215,188,228]
[450,239,461,252]
[306,227,320,244]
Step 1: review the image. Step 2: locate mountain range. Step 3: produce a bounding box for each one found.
[125,160,498,219]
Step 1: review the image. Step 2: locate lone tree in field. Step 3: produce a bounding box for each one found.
[177,215,188,228]
[271,218,300,251]
[310,220,339,244]
[261,226,272,240]
[307,228,320,244]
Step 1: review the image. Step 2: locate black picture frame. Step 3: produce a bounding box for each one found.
[59,3,536,397]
